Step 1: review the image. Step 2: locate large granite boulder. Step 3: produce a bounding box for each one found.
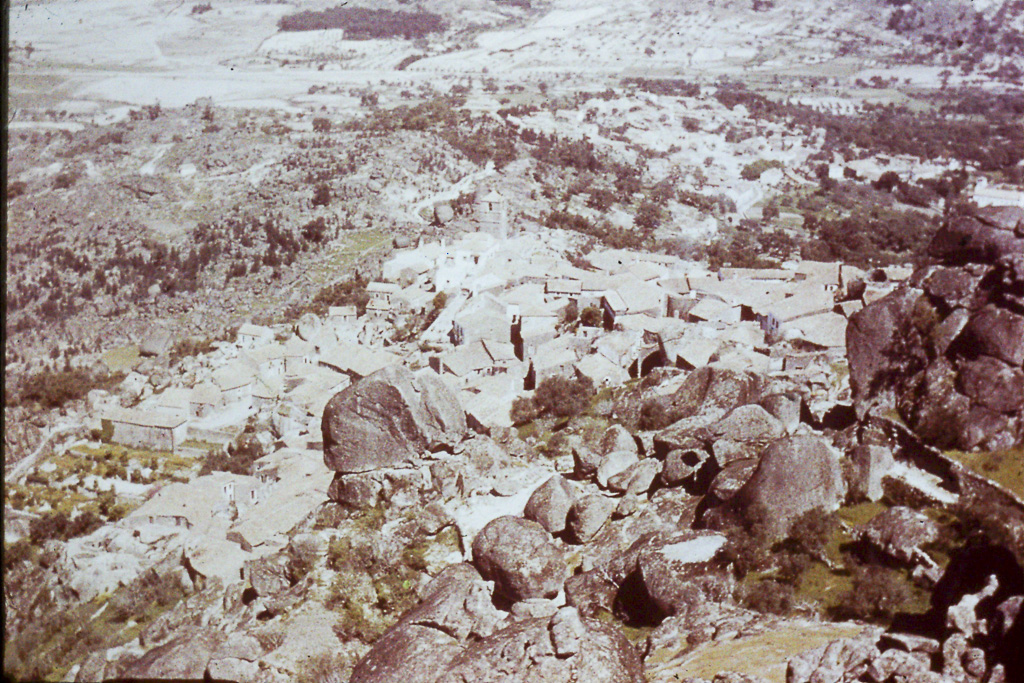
[436,607,645,683]
[471,516,567,602]
[637,532,732,619]
[718,436,845,538]
[567,494,617,543]
[350,564,507,683]
[524,475,576,534]
[322,366,467,474]
[393,563,504,641]
[846,206,1024,450]
[664,364,768,424]
[929,205,1024,266]
[350,623,463,683]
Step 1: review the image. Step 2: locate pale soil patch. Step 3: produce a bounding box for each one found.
[101,345,141,373]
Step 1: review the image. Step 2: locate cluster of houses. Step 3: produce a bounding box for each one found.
[99,188,915,452]
[58,188,925,591]
[362,190,913,429]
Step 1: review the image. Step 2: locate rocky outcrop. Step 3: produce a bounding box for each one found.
[788,541,1024,683]
[856,506,939,566]
[637,532,732,620]
[847,445,894,502]
[567,494,617,543]
[929,205,1024,266]
[351,564,505,683]
[436,607,645,683]
[664,364,768,423]
[847,206,1024,451]
[471,516,567,603]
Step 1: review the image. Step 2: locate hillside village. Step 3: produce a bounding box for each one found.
[8,190,911,526]
[3,189,946,680]
[6,0,1024,681]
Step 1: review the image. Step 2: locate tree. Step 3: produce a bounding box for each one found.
[312,182,331,207]
[580,306,602,327]
[873,170,902,192]
[560,301,579,326]
[836,563,912,623]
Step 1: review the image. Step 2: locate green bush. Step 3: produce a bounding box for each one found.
[199,435,264,476]
[580,306,603,328]
[533,375,595,419]
[309,276,370,317]
[108,569,187,623]
[786,508,838,561]
[740,579,794,615]
[638,399,675,430]
[510,396,539,425]
[835,563,912,623]
[28,510,103,544]
[12,368,122,409]
[740,159,784,181]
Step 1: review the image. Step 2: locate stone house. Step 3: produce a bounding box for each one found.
[282,337,315,377]
[189,383,223,418]
[102,408,189,452]
[366,282,401,317]
[237,323,274,349]
[328,305,358,324]
[212,362,256,408]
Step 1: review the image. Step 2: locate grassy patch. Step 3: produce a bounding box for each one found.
[312,228,388,283]
[944,448,1024,498]
[646,623,865,683]
[836,501,888,527]
[5,570,189,682]
[101,345,141,373]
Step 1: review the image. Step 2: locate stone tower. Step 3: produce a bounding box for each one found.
[476,189,508,240]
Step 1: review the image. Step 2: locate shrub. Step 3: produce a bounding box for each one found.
[3,539,36,571]
[28,510,102,544]
[312,117,331,133]
[169,337,216,364]
[287,537,320,583]
[199,435,264,476]
[108,569,187,623]
[580,306,603,327]
[312,182,331,207]
[510,396,539,425]
[533,375,595,419]
[52,172,80,190]
[740,159,784,181]
[8,180,28,199]
[279,7,447,39]
[309,276,370,316]
[740,579,794,615]
[638,399,674,430]
[835,563,912,623]
[786,508,838,560]
[560,301,579,326]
